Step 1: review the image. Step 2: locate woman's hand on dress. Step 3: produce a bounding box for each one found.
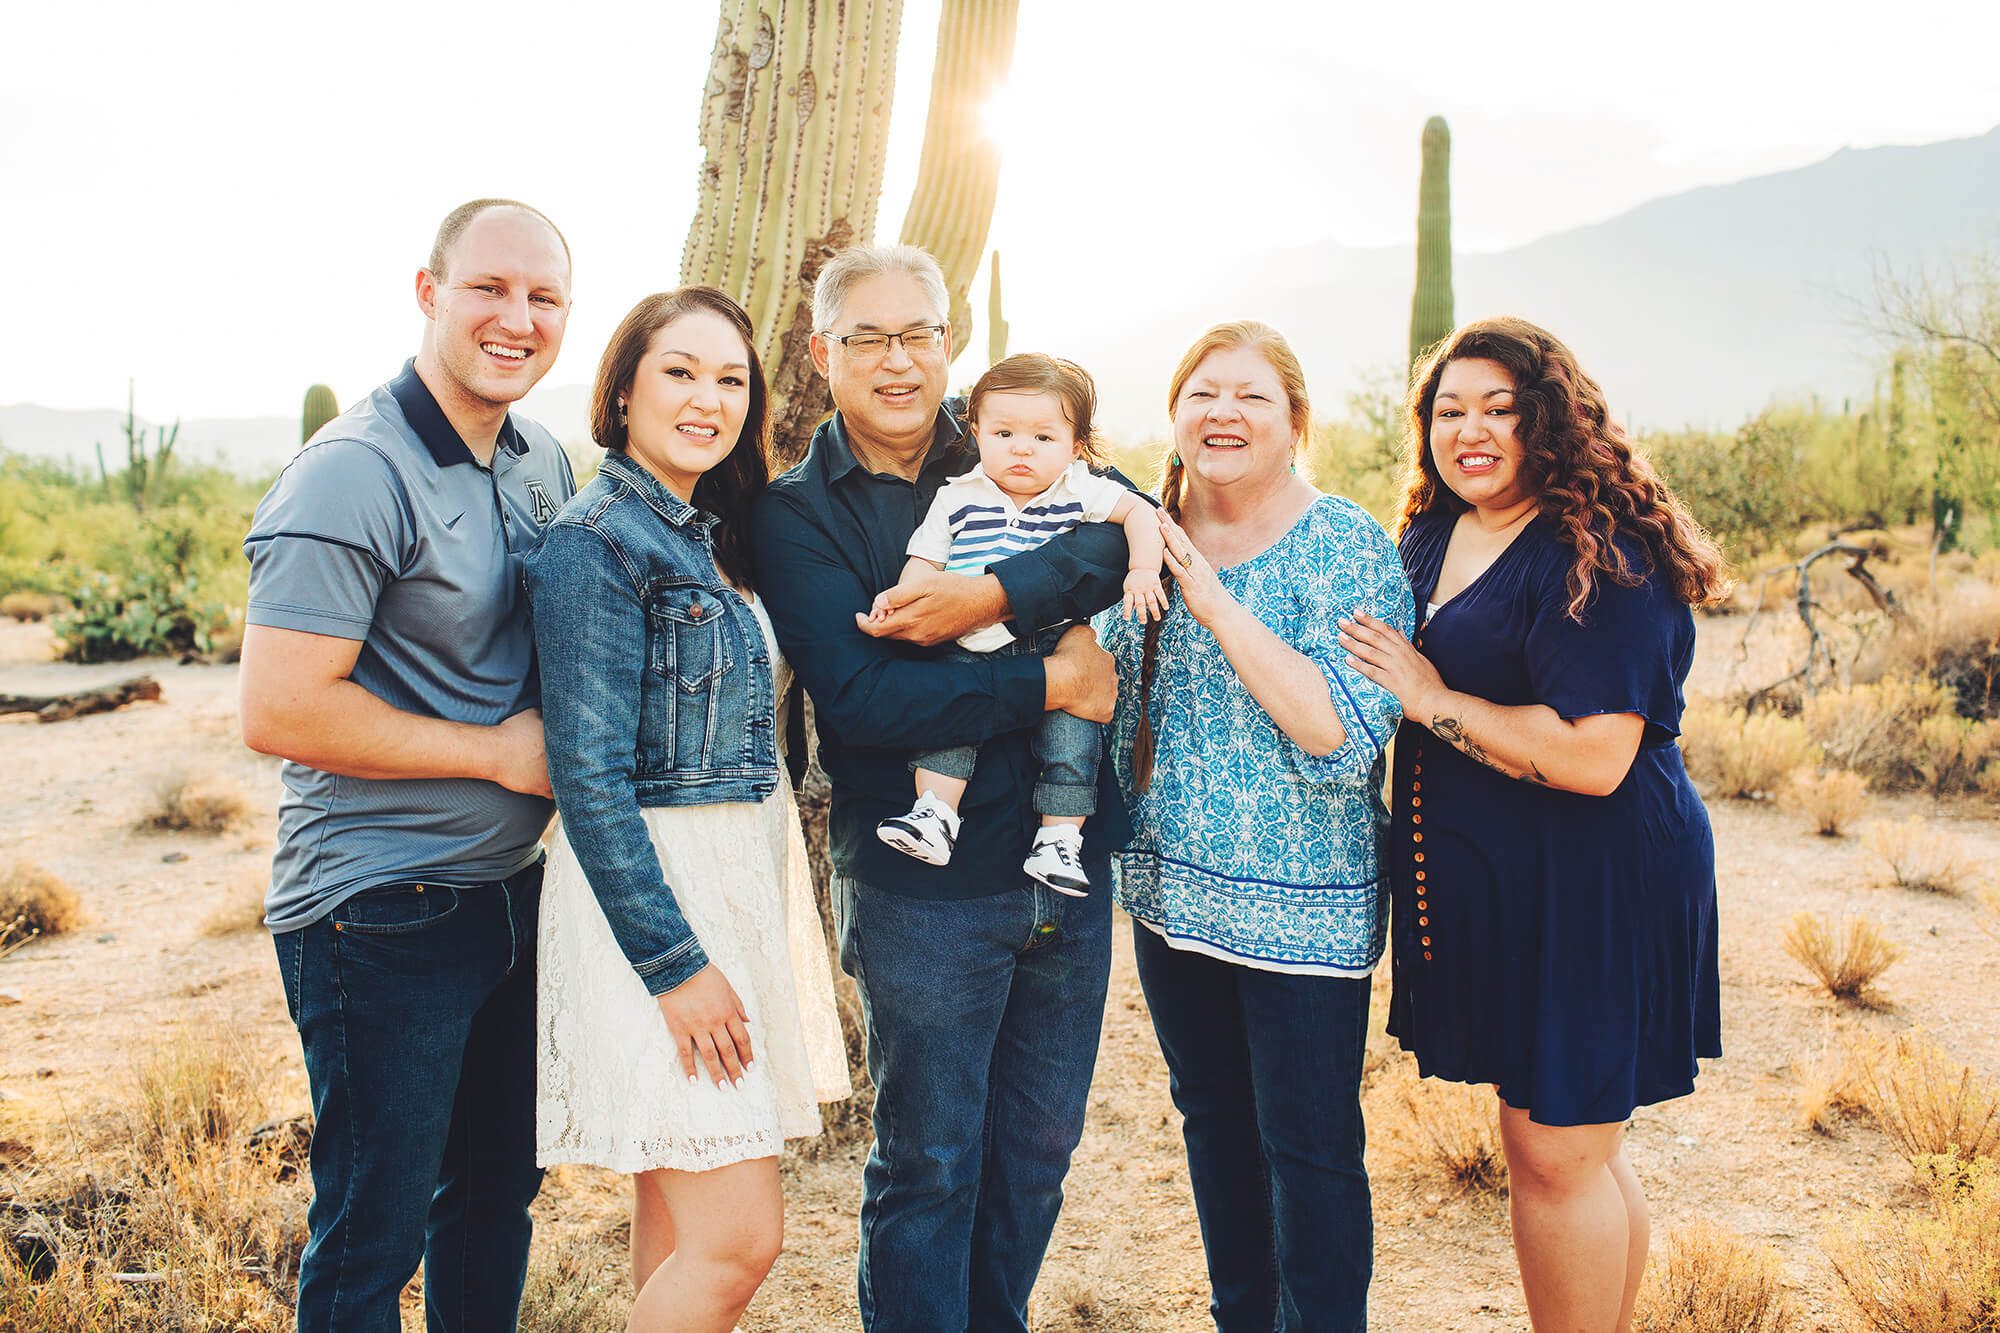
[1338,611,1445,720]
[656,963,755,1087]
[1158,514,1234,628]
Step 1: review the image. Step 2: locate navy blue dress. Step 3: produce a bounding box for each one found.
[1384,511,1721,1126]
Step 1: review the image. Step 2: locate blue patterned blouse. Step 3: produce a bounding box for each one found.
[1102,494,1415,975]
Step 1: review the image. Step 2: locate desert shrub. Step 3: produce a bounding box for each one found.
[1645,415,1807,561]
[0,860,83,941]
[2,1035,306,1326]
[1854,1032,2000,1167]
[517,1236,625,1332]
[1828,1151,2000,1333]
[199,866,270,937]
[1634,1217,1800,1333]
[1794,1041,1873,1135]
[1679,704,1818,799]
[1911,714,2000,799]
[1780,766,1870,835]
[1867,818,1976,894]
[1858,580,2000,720]
[1803,678,1958,787]
[0,590,60,622]
[145,771,252,834]
[1399,1078,1507,1194]
[52,568,232,663]
[1783,913,1900,1007]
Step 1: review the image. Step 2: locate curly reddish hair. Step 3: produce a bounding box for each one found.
[1397,316,1727,619]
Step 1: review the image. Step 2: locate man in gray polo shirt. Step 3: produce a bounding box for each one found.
[240,198,574,1330]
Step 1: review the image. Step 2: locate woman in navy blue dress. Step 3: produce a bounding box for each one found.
[1338,316,1727,1332]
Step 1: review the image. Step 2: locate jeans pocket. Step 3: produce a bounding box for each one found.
[331,883,461,936]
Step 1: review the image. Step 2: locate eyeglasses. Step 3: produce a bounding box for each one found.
[818,324,948,357]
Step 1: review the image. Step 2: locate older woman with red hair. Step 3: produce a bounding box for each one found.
[1340,316,1728,1332]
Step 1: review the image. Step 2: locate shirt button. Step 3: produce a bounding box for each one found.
[1421,936,1432,947]
[1414,871,1425,882]
[1412,831,1423,843]
[1424,951,1433,961]
[1411,797,1422,809]
[1413,765,1422,777]
[1414,852,1425,864]
[1419,916,1429,926]
[1416,900,1428,910]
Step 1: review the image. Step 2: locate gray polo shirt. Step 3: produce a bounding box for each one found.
[244,360,575,932]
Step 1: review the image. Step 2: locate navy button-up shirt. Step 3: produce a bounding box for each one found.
[751,402,1134,900]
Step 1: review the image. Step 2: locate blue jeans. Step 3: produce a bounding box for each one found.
[1134,923,1373,1332]
[835,869,1112,1332]
[273,862,544,1332]
[912,630,1101,818]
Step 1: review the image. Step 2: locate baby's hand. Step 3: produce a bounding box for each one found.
[1123,570,1168,623]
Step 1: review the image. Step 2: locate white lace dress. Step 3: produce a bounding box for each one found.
[536,598,851,1174]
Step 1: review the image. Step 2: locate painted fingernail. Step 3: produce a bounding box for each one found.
[688,1074,699,1085]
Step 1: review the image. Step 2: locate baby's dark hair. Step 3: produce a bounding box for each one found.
[966,353,1103,464]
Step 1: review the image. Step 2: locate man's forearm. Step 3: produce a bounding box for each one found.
[244,678,496,782]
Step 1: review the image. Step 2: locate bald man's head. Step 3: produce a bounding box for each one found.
[428,198,571,283]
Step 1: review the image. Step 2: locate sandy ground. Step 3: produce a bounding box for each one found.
[2,613,1997,1331]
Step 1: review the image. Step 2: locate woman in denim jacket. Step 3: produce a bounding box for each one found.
[524,286,849,1332]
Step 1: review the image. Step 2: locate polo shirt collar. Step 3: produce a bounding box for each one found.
[598,450,716,535]
[390,358,528,469]
[818,401,968,486]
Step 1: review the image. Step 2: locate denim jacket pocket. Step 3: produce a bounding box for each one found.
[650,585,734,691]
[331,883,461,935]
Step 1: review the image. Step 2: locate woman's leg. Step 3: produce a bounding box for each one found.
[629,1156,784,1333]
[1239,969,1373,1332]
[1132,924,1276,1332]
[1607,1142,1649,1330]
[631,1171,677,1293]
[1498,1104,1632,1332]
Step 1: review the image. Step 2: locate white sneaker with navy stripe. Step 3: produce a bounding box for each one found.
[1023,825,1089,896]
[876,791,961,866]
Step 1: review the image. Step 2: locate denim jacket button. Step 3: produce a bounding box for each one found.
[688,602,705,619]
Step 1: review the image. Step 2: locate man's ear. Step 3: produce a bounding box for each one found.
[941,321,954,365]
[810,331,832,381]
[415,268,439,319]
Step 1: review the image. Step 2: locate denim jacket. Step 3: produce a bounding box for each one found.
[523,450,776,994]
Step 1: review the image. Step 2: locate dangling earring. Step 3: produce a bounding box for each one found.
[617,398,628,427]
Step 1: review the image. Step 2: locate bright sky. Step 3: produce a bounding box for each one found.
[6,0,1996,430]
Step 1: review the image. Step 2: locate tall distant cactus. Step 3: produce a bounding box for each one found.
[986,252,1010,367]
[302,384,339,443]
[1408,116,1455,371]
[897,1,1020,366]
[681,1,907,460]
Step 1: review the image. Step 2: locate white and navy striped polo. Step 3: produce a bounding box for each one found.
[906,459,1126,651]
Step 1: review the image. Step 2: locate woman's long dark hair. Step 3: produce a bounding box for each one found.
[589,286,771,593]
[1398,316,1727,619]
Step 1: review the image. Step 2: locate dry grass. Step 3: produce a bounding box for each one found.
[1780,767,1870,835]
[0,590,60,622]
[1783,913,1901,1007]
[1633,1217,1800,1333]
[199,865,270,937]
[143,770,252,834]
[1911,715,2000,800]
[1853,1032,2000,1169]
[1827,1152,2000,1333]
[1793,1039,1874,1135]
[0,1032,307,1327]
[1034,1274,1143,1331]
[1396,1075,1508,1195]
[0,859,84,943]
[1802,675,2000,797]
[1867,818,1977,895]
[516,1235,626,1332]
[1679,704,1819,799]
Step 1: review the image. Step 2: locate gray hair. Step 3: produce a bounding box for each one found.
[811,244,949,333]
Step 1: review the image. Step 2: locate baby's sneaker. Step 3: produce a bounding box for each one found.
[1024,825,1089,896]
[876,792,960,866]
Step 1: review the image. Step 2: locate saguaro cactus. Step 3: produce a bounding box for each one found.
[987,251,1010,367]
[681,1,908,460]
[1409,115,1455,371]
[302,384,339,443]
[897,1,1020,366]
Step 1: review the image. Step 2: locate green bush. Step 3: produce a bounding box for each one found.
[52,569,233,663]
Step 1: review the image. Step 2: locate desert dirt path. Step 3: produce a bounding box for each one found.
[2,616,1997,1330]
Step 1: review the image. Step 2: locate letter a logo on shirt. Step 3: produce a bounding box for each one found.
[526,479,559,526]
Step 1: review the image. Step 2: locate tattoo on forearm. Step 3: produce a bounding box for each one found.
[1430,715,1551,786]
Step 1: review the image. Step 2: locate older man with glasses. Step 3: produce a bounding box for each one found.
[751,243,1130,1333]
